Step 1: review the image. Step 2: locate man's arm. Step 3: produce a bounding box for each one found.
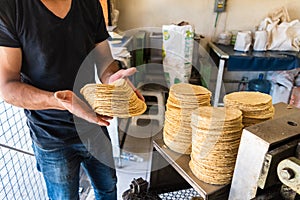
[0,46,63,110]
[93,40,119,84]
[0,46,112,126]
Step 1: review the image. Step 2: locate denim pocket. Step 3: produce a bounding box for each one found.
[32,143,80,183]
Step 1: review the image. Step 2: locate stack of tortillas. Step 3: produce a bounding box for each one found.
[189,107,243,185]
[80,78,146,118]
[163,83,211,154]
[223,91,274,127]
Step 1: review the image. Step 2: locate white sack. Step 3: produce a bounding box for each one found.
[162,24,194,86]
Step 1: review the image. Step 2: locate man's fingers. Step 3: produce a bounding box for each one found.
[54,90,72,102]
[97,114,113,121]
[109,67,137,84]
[134,89,145,101]
[53,90,112,126]
[124,78,145,101]
[122,67,137,77]
[96,118,110,126]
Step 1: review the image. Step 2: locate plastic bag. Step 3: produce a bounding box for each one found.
[253,30,268,51]
[258,7,300,51]
[234,31,252,52]
[289,86,300,108]
[267,19,300,51]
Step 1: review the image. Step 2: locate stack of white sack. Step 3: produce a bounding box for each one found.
[258,7,300,52]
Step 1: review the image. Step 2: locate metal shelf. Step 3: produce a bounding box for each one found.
[153,139,230,200]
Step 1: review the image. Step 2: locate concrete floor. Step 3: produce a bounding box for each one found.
[116,118,163,199]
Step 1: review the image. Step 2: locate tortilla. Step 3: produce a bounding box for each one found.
[189,106,243,185]
[80,79,147,118]
[223,91,274,127]
[163,83,211,155]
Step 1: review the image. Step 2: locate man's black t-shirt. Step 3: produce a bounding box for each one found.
[0,0,110,149]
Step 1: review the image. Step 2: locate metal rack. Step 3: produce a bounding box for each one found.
[0,100,46,200]
[152,139,229,200]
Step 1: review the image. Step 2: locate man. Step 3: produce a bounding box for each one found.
[0,0,142,199]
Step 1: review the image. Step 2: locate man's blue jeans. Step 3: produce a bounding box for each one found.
[32,142,117,200]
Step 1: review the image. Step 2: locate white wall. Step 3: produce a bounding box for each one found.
[116,0,300,41]
[115,0,300,103]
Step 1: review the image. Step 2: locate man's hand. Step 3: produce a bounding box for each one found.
[54,90,112,126]
[108,68,145,101]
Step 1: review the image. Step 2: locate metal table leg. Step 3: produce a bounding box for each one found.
[213,59,225,107]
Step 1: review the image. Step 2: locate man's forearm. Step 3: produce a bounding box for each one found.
[0,81,64,110]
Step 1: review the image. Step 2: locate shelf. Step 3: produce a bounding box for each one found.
[153,139,230,200]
